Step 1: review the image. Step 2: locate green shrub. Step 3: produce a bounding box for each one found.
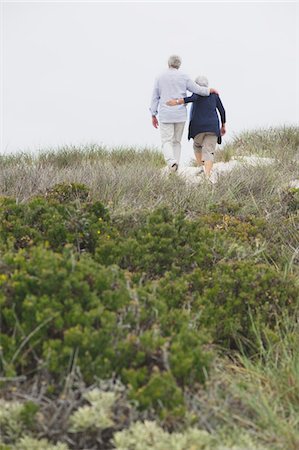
[0,194,110,253]
[199,213,266,243]
[0,196,267,277]
[0,400,38,443]
[113,421,211,450]
[129,371,186,419]
[45,182,89,202]
[15,437,69,450]
[148,259,298,352]
[96,207,192,276]
[0,244,214,418]
[0,444,12,450]
[190,261,299,348]
[96,208,264,280]
[169,327,212,386]
[113,420,269,450]
[68,389,116,432]
[0,246,132,381]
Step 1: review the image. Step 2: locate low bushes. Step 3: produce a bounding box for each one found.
[0,393,271,450]
[0,187,110,253]
[0,182,298,445]
[190,261,298,348]
[0,400,39,444]
[95,208,268,281]
[1,186,297,360]
[0,244,213,417]
[150,261,298,350]
[0,247,131,381]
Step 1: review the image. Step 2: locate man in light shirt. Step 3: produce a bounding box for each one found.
[150,55,218,171]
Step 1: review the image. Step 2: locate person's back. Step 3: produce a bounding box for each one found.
[187,93,224,139]
[155,68,197,123]
[151,65,210,125]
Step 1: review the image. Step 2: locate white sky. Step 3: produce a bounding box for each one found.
[1,1,299,164]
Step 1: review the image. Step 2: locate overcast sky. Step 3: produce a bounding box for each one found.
[1,1,299,164]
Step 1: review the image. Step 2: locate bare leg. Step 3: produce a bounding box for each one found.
[193,134,204,169]
[204,160,213,177]
[202,133,217,179]
[194,151,204,167]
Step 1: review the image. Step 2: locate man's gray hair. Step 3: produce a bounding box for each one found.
[168,55,182,69]
[195,75,209,87]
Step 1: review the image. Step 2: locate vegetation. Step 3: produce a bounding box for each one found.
[0,127,298,449]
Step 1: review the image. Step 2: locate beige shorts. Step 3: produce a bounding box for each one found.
[193,132,217,162]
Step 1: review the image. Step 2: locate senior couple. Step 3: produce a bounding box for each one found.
[150,55,226,179]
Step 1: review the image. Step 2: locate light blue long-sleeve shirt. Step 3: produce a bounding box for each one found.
[150,68,210,123]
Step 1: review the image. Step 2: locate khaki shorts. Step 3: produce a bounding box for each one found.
[193,132,217,162]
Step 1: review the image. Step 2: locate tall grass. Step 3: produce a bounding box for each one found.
[216,126,299,162]
[0,144,165,169]
[187,314,299,450]
[0,131,298,214]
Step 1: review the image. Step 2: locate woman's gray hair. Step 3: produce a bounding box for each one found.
[195,75,209,87]
[168,55,182,69]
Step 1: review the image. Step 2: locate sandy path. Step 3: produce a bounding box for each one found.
[161,155,299,187]
[174,156,276,184]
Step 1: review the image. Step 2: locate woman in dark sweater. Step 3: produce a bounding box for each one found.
[167,75,226,178]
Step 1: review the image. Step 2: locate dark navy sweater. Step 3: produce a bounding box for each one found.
[184,93,226,143]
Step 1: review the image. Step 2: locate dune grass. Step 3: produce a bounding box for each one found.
[0,127,298,449]
[188,314,299,450]
[0,128,298,214]
[215,126,299,162]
